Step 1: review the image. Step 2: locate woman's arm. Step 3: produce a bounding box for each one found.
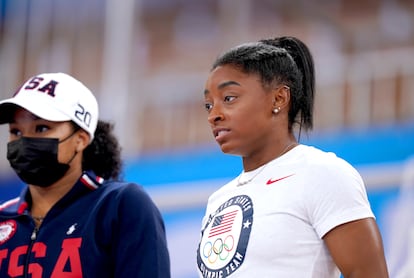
[323,217,389,278]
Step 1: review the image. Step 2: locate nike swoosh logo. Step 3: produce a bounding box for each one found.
[266,174,295,185]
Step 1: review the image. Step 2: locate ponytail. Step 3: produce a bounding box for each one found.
[260,36,315,131]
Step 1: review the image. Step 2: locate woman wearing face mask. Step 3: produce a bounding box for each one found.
[197,37,389,277]
[0,72,170,277]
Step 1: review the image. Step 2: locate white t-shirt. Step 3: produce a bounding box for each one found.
[196,144,374,278]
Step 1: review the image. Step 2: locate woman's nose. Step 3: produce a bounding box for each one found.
[207,107,224,124]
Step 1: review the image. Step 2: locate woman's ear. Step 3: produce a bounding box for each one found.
[272,85,291,111]
[76,129,90,152]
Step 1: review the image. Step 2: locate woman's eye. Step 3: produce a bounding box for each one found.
[224,96,236,102]
[36,125,50,133]
[204,103,213,111]
[204,103,213,112]
[9,128,21,137]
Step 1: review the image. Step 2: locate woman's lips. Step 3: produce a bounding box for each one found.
[213,128,230,140]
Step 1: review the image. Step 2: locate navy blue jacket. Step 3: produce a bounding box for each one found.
[0,171,171,277]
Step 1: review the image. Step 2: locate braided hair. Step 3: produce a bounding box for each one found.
[212,36,315,132]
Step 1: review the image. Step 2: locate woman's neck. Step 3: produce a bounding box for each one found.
[29,167,82,220]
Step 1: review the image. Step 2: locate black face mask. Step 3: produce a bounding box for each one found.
[7,133,77,187]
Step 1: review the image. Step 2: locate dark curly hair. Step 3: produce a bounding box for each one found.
[81,120,123,180]
[212,36,315,133]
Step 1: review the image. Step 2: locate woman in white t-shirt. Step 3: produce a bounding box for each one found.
[197,36,389,277]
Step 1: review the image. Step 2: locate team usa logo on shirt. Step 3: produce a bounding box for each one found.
[197,195,253,277]
[0,220,17,245]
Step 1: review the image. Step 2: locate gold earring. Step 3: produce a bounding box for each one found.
[273,107,280,114]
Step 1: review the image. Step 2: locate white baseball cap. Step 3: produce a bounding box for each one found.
[0,72,98,142]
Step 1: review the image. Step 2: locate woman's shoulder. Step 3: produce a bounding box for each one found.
[101,180,147,195]
[298,144,349,163]
[99,180,159,209]
[296,144,360,176]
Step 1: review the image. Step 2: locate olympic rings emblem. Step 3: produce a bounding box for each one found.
[203,235,234,263]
